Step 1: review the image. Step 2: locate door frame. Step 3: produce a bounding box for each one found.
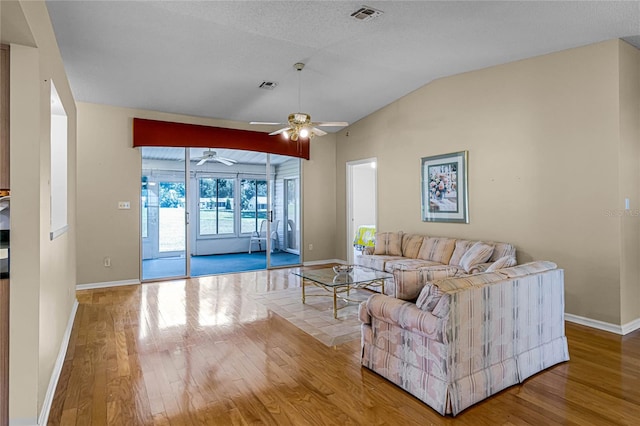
[346,158,377,265]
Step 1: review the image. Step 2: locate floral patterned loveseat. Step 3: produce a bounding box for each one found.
[355,231,517,301]
[359,261,570,415]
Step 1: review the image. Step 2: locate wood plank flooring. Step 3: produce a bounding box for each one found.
[48,267,640,425]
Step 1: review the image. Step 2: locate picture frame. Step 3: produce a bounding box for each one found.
[421,151,469,223]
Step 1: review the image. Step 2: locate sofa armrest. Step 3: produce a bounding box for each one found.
[365,294,444,340]
[359,301,371,325]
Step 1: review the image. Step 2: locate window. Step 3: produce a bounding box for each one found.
[199,177,235,235]
[240,179,267,233]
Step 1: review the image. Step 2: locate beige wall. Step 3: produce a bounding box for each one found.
[76,103,337,284]
[302,134,337,261]
[336,40,636,325]
[619,41,640,325]
[3,1,77,421]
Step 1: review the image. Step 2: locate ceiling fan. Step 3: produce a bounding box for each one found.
[250,63,348,141]
[194,149,237,166]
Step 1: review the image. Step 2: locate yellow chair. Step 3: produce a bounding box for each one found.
[353,225,376,251]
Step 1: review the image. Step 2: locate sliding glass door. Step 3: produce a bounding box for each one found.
[141,148,301,280]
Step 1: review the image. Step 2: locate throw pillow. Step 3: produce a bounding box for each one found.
[459,242,494,273]
[485,255,517,272]
[416,284,444,312]
[373,232,403,256]
[402,234,426,259]
[417,237,456,264]
[448,240,475,266]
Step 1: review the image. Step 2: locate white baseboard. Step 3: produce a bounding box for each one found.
[9,417,37,426]
[303,259,346,266]
[76,278,140,291]
[621,317,640,335]
[37,298,79,426]
[565,313,640,335]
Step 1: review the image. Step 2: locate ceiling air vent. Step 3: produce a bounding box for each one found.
[259,81,278,90]
[350,6,383,21]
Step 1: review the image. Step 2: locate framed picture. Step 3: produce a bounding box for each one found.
[421,151,469,223]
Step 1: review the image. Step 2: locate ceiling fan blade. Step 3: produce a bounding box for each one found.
[311,127,327,136]
[250,121,283,125]
[216,158,235,166]
[269,127,291,136]
[313,121,349,127]
[196,158,207,166]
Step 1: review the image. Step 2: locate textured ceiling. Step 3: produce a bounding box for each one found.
[46,1,640,130]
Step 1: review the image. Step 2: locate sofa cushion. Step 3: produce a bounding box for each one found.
[374,232,403,256]
[497,261,557,279]
[417,237,456,264]
[416,284,445,312]
[402,234,425,259]
[355,254,404,272]
[385,259,443,273]
[485,255,517,272]
[459,242,494,273]
[448,239,475,266]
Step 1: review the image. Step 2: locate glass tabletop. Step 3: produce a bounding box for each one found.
[291,266,392,287]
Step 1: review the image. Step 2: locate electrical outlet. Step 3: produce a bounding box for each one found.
[103,256,111,267]
[308,244,313,251]
[118,201,130,209]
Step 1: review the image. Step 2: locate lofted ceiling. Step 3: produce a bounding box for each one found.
[46,1,640,132]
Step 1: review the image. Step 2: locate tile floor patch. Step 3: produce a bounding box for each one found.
[249,286,369,346]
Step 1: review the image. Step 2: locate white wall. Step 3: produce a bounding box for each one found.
[2,1,77,422]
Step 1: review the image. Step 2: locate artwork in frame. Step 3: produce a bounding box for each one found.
[421,151,469,223]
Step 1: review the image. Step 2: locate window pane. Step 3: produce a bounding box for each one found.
[240,179,268,233]
[217,178,234,234]
[199,178,217,235]
[200,177,234,235]
[158,182,185,252]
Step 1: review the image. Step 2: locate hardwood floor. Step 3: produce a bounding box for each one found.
[49,268,640,425]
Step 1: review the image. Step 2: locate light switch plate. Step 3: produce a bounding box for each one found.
[118,201,130,209]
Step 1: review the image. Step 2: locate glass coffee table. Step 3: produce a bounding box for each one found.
[291,266,393,319]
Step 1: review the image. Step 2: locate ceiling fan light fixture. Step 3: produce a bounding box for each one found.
[250,61,348,142]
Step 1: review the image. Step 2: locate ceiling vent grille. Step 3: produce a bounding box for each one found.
[259,81,278,90]
[350,6,383,21]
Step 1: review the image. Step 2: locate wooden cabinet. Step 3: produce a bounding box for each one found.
[1,44,9,191]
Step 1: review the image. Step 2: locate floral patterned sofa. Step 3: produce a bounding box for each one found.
[355,231,517,300]
[359,261,570,415]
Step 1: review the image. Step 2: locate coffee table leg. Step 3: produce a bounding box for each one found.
[333,288,338,319]
[302,278,306,304]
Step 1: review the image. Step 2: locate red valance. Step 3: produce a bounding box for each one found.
[133,118,310,160]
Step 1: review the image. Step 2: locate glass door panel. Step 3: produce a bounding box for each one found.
[141,147,188,280]
[268,154,301,268]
